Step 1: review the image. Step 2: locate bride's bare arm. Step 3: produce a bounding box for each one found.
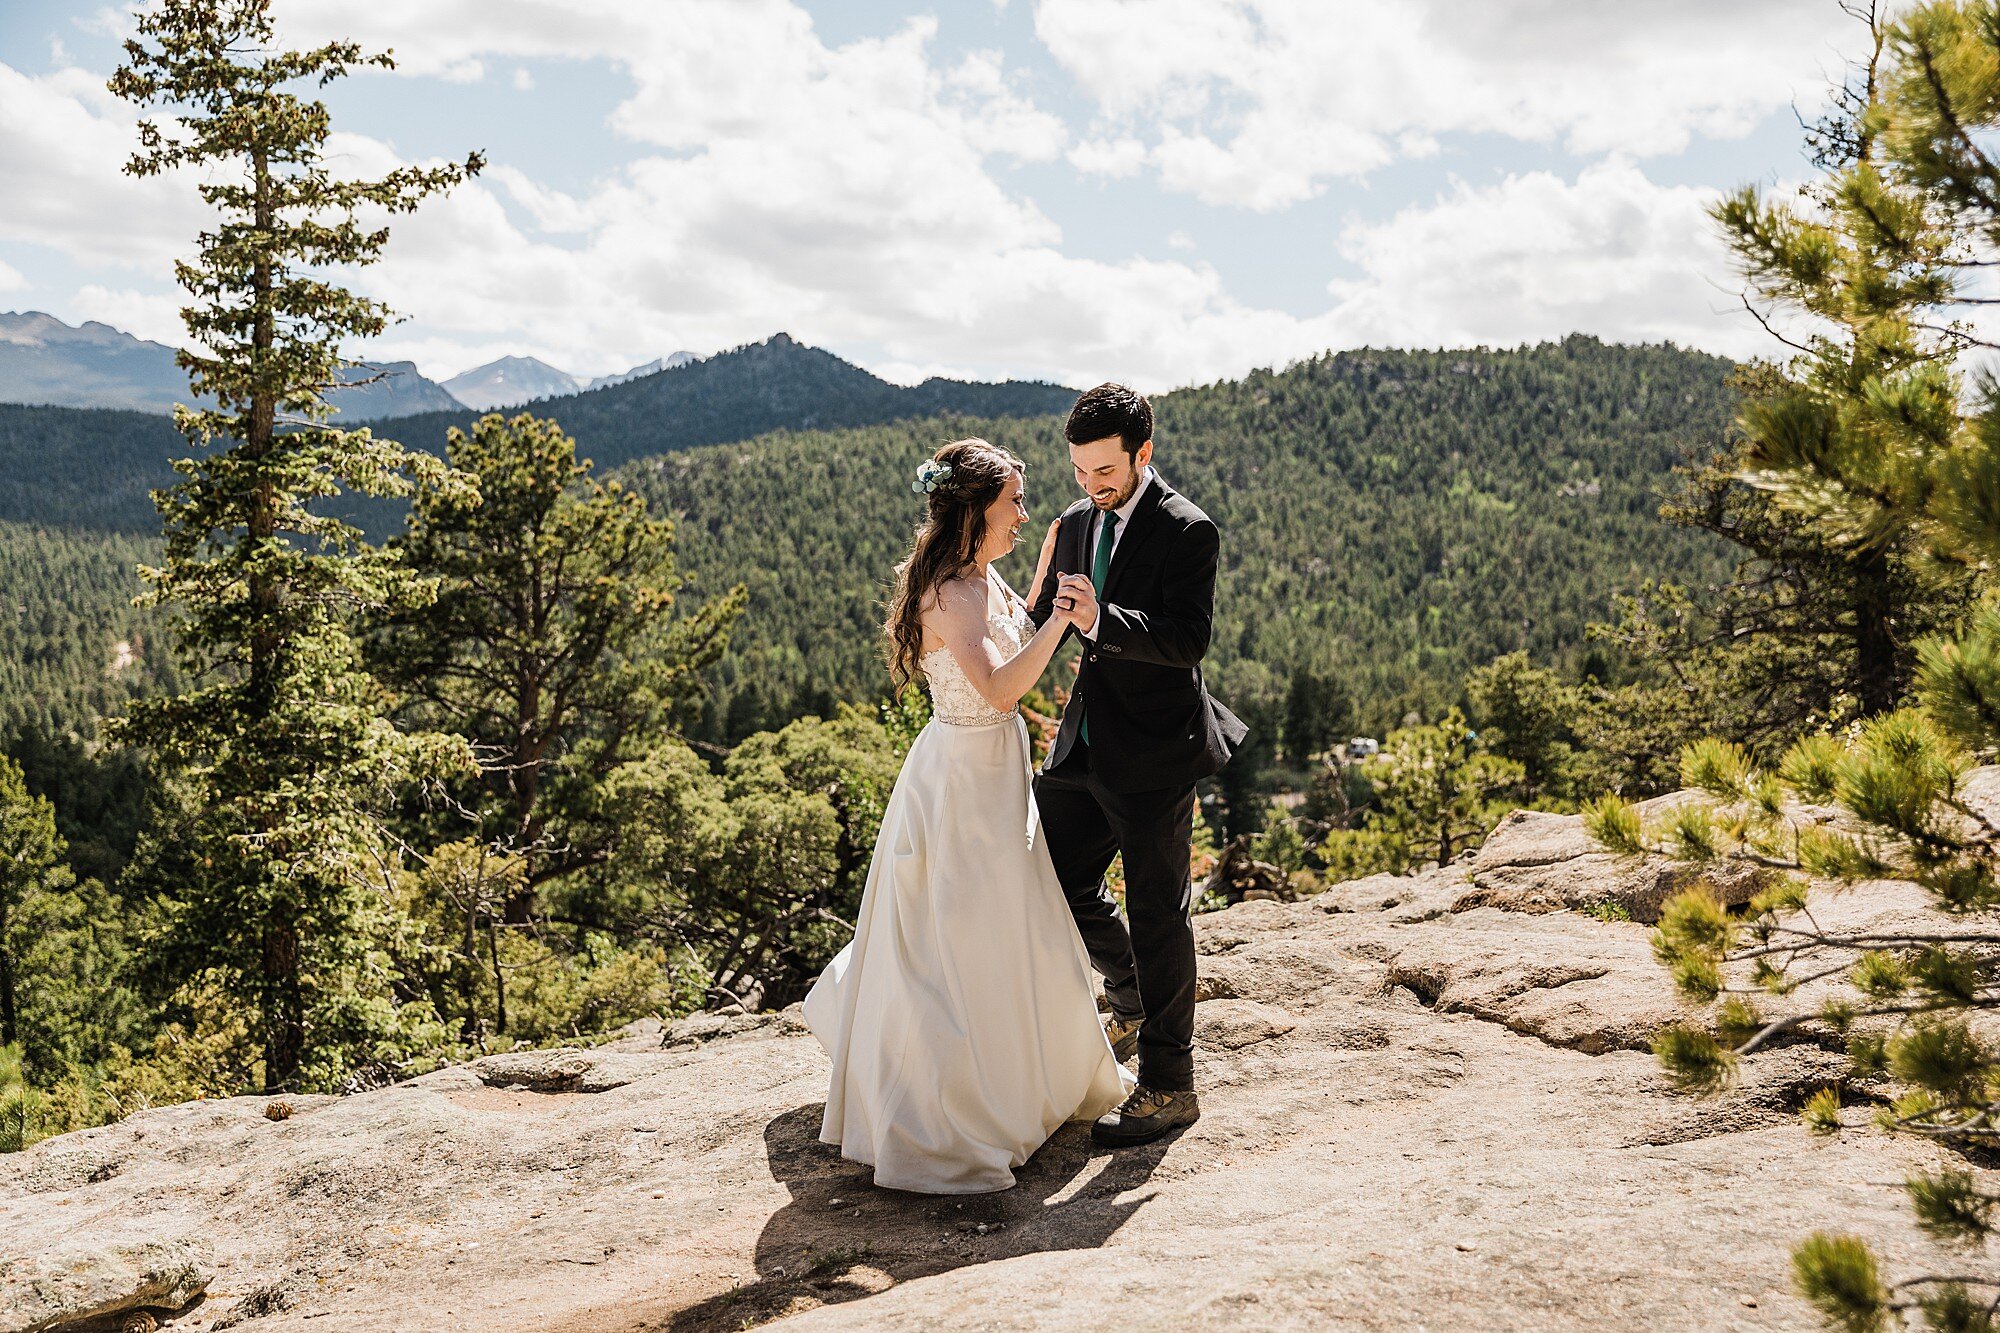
[932,576,1084,712]
[1026,518,1061,619]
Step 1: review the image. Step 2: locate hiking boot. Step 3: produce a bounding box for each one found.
[1104,1015,1140,1063]
[1092,1084,1199,1147]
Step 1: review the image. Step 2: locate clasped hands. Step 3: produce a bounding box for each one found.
[1052,572,1097,631]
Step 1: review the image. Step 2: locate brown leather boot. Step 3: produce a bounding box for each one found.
[1092,1084,1199,1147]
[1103,1015,1140,1063]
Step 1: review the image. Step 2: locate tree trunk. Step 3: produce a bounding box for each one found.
[1852,545,1899,717]
[501,649,544,925]
[262,914,302,1092]
[459,904,480,1044]
[0,903,17,1051]
[489,916,507,1035]
[247,146,303,1094]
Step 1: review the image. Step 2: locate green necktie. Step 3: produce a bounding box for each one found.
[1081,511,1117,745]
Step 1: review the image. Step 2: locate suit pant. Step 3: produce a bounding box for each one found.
[1034,742,1198,1093]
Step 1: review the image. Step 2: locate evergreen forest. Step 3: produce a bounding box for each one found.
[22,2,2000,1325]
[632,337,1741,743]
[0,338,1740,745]
[5,13,1966,1281]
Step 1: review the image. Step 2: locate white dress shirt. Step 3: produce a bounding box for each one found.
[1082,466,1156,641]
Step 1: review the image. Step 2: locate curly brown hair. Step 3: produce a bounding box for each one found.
[884,438,1025,689]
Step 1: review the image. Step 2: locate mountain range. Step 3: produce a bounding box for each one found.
[0,312,714,418]
[0,312,463,418]
[370,333,1080,480]
[0,331,1081,534]
[440,352,700,409]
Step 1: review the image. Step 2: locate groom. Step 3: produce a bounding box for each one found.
[1029,383,1247,1148]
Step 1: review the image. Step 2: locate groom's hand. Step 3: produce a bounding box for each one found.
[1055,573,1097,632]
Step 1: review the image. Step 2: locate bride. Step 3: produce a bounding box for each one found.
[801,437,1132,1193]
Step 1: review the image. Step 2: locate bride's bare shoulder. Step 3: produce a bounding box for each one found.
[919,573,988,651]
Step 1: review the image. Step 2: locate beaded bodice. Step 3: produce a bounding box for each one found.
[922,601,1030,728]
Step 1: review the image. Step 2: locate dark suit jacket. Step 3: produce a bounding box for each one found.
[1029,476,1247,792]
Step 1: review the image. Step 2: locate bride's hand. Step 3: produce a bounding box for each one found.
[1030,517,1062,605]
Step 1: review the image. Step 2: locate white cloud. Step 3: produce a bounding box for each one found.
[71,284,187,346]
[0,0,1794,395]
[272,2,1120,379]
[1067,135,1146,178]
[511,66,534,92]
[0,62,207,270]
[1037,0,1858,209]
[0,260,26,294]
[433,58,487,85]
[1325,159,1764,358]
[74,7,135,40]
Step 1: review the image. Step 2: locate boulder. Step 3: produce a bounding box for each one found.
[1456,806,1769,922]
[0,1239,209,1333]
[1378,909,1682,1054]
[661,1008,808,1049]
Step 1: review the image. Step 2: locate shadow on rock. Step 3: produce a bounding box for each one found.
[668,1103,1167,1330]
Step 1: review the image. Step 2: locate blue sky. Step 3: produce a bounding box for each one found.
[0,1,1859,389]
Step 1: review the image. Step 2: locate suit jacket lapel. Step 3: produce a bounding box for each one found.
[1102,477,1168,601]
[1062,503,1092,579]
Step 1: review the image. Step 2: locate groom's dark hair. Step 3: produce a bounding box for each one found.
[1065,383,1152,456]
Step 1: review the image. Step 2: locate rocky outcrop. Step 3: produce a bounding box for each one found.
[1,1239,210,1333]
[1,794,1980,1331]
[1452,804,1770,923]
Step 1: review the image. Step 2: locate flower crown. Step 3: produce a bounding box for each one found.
[912,459,954,494]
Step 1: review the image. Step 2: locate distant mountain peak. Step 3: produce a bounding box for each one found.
[0,311,172,351]
[583,351,698,393]
[441,356,586,411]
[0,310,459,417]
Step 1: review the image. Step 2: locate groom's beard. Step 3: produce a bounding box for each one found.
[1091,467,1142,509]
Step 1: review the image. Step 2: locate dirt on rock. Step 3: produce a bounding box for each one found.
[1,796,1981,1331]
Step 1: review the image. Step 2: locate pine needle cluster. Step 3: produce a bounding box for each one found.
[1587,5,2000,1323]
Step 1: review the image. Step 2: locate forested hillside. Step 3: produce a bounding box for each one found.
[0,522,164,734]
[633,336,1740,739]
[365,332,1079,478]
[0,336,1738,740]
[0,334,1080,536]
[0,404,178,532]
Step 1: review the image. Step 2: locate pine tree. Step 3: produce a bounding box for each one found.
[0,754,74,1066]
[1282,668,1353,764]
[370,412,743,925]
[1575,424,1975,801]
[1588,5,2000,1322]
[1658,403,1970,723]
[1320,709,1523,875]
[106,0,482,1092]
[1465,651,1578,803]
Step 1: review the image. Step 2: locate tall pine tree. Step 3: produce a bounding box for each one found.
[107,0,481,1092]
[1590,4,2000,1323]
[371,413,743,926]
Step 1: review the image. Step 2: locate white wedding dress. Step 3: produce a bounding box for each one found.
[802,597,1131,1193]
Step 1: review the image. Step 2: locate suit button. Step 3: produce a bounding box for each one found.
[1088,654,1098,662]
